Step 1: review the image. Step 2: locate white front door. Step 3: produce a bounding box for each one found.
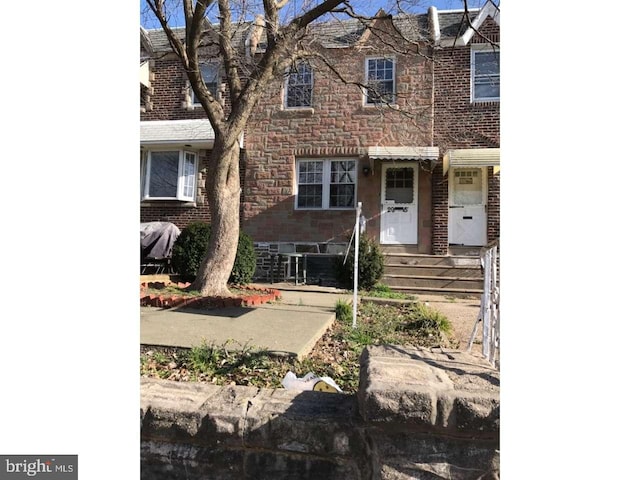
[380,163,418,244]
[448,167,487,246]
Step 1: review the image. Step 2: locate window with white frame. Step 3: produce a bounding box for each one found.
[140,150,197,201]
[365,57,395,105]
[285,61,313,108]
[296,159,356,209]
[471,46,500,102]
[192,63,218,106]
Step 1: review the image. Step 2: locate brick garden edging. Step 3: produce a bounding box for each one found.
[140,281,282,309]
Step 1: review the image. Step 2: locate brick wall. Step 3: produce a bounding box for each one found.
[140,54,249,230]
[431,18,500,255]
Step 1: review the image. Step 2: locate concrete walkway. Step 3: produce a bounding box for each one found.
[140,284,352,359]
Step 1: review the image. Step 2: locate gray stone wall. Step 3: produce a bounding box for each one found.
[141,346,499,479]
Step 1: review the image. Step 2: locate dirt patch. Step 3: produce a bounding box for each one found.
[420,294,484,356]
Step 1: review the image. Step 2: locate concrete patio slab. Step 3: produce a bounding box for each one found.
[140,302,336,360]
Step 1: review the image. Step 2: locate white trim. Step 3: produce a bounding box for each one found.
[380,162,419,245]
[140,149,199,202]
[363,56,397,106]
[294,158,358,210]
[438,1,499,47]
[284,61,314,109]
[471,45,500,103]
[448,166,488,246]
[140,61,150,87]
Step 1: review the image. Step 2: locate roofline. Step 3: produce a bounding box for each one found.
[438,8,481,13]
[437,0,499,47]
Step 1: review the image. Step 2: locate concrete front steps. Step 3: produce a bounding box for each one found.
[382,253,484,296]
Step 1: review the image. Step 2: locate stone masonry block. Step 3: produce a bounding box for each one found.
[141,440,244,480]
[244,451,362,480]
[243,388,362,458]
[368,431,499,480]
[358,345,499,438]
[141,378,259,447]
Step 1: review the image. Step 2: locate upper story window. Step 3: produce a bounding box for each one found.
[471,46,500,102]
[296,159,356,209]
[140,150,197,202]
[192,63,218,106]
[285,61,313,109]
[365,57,395,105]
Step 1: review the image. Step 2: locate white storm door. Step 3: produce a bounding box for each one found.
[380,163,418,244]
[448,167,487,246]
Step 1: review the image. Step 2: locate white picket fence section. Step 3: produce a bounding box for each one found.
[467,240,500,368]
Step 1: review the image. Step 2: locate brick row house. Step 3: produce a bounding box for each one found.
[140,1,500,292]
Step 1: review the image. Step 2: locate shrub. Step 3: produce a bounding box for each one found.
[229,230,257,285]
[400,303,453,336]
[171,222,211,280]
[171,223,256,284]
[334,235,385,290]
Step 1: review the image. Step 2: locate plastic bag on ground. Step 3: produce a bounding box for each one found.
[281,371,343,393]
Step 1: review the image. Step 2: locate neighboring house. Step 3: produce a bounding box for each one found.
[140,25,217,228]
[139,1,500,286]
[431,2,500,256]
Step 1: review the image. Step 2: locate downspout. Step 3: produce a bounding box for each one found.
[431,49,436,148]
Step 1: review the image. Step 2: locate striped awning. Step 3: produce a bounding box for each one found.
[140,119,215,149]
[443,148,500,175]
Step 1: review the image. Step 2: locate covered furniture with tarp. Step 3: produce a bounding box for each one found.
[140,222,181,274]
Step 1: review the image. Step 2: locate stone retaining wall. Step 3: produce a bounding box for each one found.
[141,345,499,479]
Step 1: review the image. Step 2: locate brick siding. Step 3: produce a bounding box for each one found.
[431,18,500,255]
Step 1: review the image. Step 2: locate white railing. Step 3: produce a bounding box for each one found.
[468,239,500,368]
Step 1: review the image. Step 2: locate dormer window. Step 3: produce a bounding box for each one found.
[471,46,500,102]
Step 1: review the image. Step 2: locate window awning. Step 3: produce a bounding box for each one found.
[140,119,215,149]
[443,148,500,175]
[140,61,150,88]
[368,146,440,163]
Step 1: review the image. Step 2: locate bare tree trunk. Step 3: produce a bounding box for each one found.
[191,139,241,296]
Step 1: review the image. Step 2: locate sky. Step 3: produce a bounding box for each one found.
[140,0,490,29]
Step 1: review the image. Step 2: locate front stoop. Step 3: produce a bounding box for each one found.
[383,253,483,296]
